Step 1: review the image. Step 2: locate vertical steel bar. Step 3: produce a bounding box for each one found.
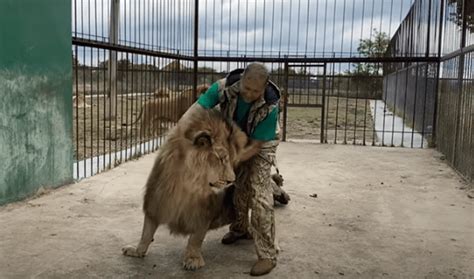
[452,0,468,162]
[431,0,446,145]
[283,61,289,141]
[411,63,420,148]
[401,63,410,147]
[321,63,327,143]
[193,0,199,99]
[108,0,119,120]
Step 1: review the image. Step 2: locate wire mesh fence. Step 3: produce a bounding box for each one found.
[387,0,473,180]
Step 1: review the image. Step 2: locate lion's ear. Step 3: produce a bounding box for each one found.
[193,131,212,148]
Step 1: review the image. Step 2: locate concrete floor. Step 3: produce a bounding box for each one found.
[1,143,473,279]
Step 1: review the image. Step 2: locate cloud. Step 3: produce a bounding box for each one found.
[73,0,413,65]
[198,0,412,56]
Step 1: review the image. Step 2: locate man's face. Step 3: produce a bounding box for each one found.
[240,76,267,103]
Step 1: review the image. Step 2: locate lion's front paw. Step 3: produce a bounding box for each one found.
[183,253,205,270]
[122,245,146,258]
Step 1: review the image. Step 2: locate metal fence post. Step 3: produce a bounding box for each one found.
[432,0,446,146]
[193,0,199,100]
[282,60,289,142]
[321,63,326,143]
[107,0,120,120]
[453,0,468,164]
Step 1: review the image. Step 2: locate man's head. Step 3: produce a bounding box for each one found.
[240,62,269,103]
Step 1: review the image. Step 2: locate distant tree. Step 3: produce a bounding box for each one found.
[447,0,474,31]
[98,59,108,69]
[194,66,220,84]
[117,58,132,70]
[346,29,390,98]
[270,67,299,76]
[354,29,390,76]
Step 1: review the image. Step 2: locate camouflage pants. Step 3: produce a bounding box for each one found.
[230,142,278,261]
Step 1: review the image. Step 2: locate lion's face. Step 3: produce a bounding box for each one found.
[140,107,262,238]
[207,146,236,189]
[188,114,261,190]
[192,131,236,189]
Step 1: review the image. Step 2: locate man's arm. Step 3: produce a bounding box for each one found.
[180,81,221,121]
[197,82,221,109]
[250,107,279,141]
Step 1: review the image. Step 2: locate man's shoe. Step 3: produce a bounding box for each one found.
[250,259,276,276]
[274,192,291,205]
[221,231,252,245]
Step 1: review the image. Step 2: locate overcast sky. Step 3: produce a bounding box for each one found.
[73,0,415,69]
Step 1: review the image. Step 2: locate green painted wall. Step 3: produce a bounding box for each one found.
[0,0,73,205]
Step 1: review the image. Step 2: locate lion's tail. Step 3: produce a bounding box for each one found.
[121,106,144,127]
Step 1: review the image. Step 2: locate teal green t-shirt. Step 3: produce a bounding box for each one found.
[197,82,278,141]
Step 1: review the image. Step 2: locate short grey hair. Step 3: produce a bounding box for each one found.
[242,62,269,83]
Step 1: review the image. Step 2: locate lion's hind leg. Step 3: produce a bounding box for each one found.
[122,215,159,258]
[183,228,208,270]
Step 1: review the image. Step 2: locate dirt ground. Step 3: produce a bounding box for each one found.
[74,95,376,161]
[285,96,375,143]
[73,95,171,161]
[1,143,472,278]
